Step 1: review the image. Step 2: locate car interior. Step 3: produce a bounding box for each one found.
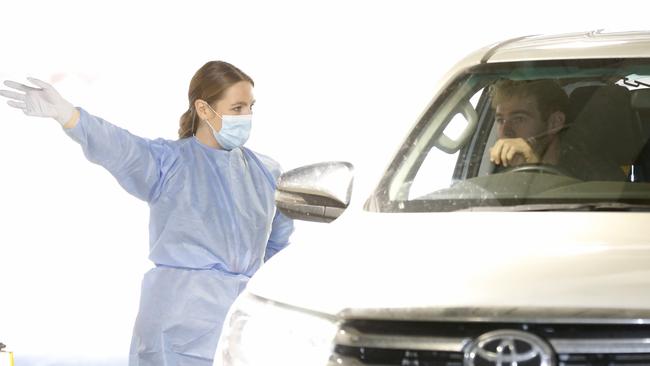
[372,61,650,212]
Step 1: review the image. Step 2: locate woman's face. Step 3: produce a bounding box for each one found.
[209,81,255,131]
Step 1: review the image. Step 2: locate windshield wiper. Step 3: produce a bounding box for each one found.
[459,202,650,212]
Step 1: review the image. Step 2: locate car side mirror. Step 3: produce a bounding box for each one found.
[275,161,354,223]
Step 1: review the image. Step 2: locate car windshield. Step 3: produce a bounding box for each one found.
[367,59,650,212]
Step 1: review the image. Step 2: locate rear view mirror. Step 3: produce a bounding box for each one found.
[435,100,478,153]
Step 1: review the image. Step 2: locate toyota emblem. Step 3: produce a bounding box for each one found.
[464,329,555,366]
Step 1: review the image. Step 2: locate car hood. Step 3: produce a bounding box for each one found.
[248,210,650,319]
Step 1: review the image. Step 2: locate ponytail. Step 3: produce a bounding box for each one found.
[178,106,197,139]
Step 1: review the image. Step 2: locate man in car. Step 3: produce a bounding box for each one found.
[489,79,569,168]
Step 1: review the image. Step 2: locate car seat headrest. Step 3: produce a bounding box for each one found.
[631,88,650,109]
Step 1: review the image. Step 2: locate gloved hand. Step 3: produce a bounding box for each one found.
[0,77,75,126]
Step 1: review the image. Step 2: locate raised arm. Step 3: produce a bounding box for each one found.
[1,78,172,202]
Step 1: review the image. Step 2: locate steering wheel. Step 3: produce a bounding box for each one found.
[503,163,569,176]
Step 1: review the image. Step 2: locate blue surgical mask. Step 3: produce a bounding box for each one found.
[204,104,252,150]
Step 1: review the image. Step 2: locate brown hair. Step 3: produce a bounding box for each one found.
[178,61,254,139]
[489,79,569,120]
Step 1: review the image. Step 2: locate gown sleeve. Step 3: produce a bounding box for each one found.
[251,150,295,262]
[264,210,294,262]
[64,108,173,202]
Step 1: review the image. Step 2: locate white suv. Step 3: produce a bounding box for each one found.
[215,30,650,366]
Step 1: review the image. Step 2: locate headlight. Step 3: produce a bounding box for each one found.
[216,292,339,366]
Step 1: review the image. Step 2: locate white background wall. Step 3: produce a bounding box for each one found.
[1,0,648,363]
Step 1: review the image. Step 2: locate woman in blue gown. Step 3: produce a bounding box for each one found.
[0,61,294,366]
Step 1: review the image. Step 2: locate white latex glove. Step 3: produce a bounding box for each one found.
[0,77,75,126]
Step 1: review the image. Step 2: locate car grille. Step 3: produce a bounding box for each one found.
[329,319,650,366]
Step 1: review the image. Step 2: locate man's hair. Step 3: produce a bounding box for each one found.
[489,79,569,120]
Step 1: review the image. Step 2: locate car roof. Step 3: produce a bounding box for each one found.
[484,30,650,63]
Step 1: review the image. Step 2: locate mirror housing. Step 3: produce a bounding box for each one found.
[275,161,354,223]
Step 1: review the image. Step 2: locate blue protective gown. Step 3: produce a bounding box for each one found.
[65,108,294,366]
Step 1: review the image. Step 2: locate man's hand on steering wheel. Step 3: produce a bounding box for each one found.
[490,137,540,167]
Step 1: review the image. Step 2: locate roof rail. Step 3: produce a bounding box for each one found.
[480,34,534,63]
